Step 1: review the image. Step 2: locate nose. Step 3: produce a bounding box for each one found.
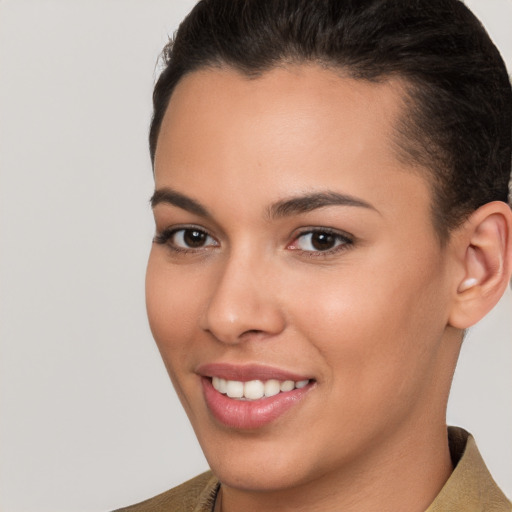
[200,252,286,344]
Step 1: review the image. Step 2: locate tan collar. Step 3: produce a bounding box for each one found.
[426,427,510,511]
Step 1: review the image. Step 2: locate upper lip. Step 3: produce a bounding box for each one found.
[196,363,312,382]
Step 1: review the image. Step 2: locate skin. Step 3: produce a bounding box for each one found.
[146,65,468,512]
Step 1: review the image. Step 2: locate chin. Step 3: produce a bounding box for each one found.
[211,459,310,492]
[197,429,324,492]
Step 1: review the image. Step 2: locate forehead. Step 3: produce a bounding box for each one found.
[154,65,435,232]
[157,64,408,165]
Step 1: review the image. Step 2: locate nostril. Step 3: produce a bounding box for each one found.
[200,279,286,343]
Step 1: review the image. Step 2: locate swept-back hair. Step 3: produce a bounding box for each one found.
[150,0,511,239]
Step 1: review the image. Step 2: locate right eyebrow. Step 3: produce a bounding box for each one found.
[150,187,211,218]
[267,191,379,219]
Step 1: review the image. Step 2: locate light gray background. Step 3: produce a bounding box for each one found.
[0,1,510,511]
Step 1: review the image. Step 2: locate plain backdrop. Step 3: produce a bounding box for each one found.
[0,1,510,511]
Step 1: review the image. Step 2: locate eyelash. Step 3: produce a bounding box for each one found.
[288,228,354,258]
[153,226,354,257]
[153,226,218,253]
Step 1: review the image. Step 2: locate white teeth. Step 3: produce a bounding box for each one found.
[244,380,265,400]
[280,380,295,392]
[212,377,310,400]
[226,380,244,398]
[218,378,227,394]
[264,379,281,397]
[212,376,227,394]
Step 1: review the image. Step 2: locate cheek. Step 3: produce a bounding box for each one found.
[285,250,448,396]
[145,252,212,420]
[145,252,203,367]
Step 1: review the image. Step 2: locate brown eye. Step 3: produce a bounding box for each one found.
[290,230,352,253]
[182,229,208,247]
[310,232,336,251]
[169,228,218,249]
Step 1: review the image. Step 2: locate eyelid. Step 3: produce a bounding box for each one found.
[153,224,219,250]
[153,223,354,257]
[287,227,354,254]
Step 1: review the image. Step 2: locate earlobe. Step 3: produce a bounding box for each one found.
[457,277,478,293]
[448,201,512,330]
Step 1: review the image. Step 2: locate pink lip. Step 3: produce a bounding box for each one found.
[197,363,315,430]
[196,363,311,382]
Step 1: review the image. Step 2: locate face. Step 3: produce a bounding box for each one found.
[146,65,460,492]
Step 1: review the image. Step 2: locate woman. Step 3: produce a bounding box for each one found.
[117,0,512,510]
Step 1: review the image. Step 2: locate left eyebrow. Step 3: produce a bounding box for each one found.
[268,191,379,219]
[150,187,211,218]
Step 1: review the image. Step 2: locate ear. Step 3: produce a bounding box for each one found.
[448,201,512,329]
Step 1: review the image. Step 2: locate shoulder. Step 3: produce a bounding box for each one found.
[112,471,219,512]
[427,427,511,512]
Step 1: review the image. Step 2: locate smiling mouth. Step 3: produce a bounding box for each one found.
[200,368,315,429]
[211,377,311,400]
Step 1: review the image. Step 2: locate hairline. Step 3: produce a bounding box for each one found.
[151,59,455,245]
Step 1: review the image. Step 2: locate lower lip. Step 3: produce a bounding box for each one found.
[201,377,313,430]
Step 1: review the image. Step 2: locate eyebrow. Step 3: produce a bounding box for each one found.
[150,187,378,219]
[150,187,211,218]
[268,191,378,219]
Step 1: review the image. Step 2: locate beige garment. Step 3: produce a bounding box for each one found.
[113,472,218,512]
[113,427,511,511]
[425,427,511,512]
